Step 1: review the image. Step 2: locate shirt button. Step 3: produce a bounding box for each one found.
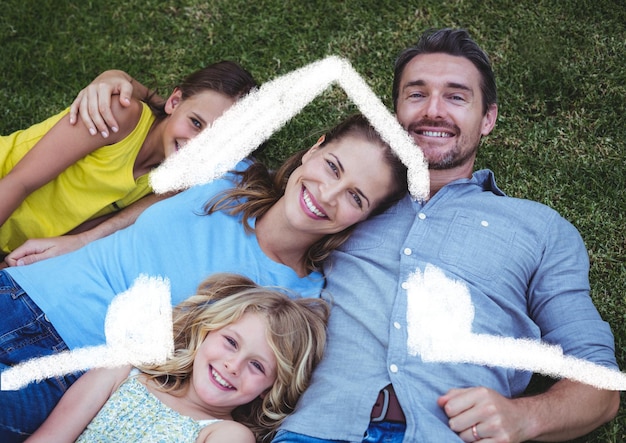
[403,248,412,256]
[394,322,401,329]
[401,282,409,290]
[481,220,489,227]
[418,213,427,220]
[390,364,399,373]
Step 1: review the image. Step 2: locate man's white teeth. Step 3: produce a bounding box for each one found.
[212,369,233,388]
[421,130,452,138]
[303,189,326,217]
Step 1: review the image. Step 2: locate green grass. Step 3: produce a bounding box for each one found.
[2,0,625,440]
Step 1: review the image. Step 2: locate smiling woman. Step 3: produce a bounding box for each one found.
[0,113,408,441]
[207,113,409,276]
[288,133,393,225]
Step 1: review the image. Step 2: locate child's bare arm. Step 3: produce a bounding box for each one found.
[25,366,131,442]
[69,70,162,138]
[0,98,141,228]
[5,192,175,267]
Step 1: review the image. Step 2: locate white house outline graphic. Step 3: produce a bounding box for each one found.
[2,56,624,392]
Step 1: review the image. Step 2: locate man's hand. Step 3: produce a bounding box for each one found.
[437,387,530,443]
[438,380,619,442]
[438,387,527,442]
[4,236,87,267]
[69,70,135,138]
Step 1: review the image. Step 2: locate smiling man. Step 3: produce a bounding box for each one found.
[275,28,619,443]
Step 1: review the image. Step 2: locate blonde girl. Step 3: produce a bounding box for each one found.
[27,273,330,443]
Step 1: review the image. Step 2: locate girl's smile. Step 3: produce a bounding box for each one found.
[209,365,235,390]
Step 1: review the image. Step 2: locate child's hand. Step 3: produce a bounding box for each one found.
[69,70,134,138]
[5,235,87,266]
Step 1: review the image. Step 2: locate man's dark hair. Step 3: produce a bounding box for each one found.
[392,28,497,115]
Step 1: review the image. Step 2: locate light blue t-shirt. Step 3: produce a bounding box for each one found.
[7,166,324,350]
[282,169,617,442]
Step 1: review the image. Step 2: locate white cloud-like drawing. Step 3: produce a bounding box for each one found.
[2,57,622,393]
[1,275,173,390]
[406,264,626,391]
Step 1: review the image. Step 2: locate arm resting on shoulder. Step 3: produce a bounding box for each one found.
[69,69,163,138]
[0,100,139,233]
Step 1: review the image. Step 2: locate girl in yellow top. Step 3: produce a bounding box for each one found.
[0,61,257,255]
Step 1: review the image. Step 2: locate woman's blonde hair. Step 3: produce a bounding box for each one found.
[205,113,408,273]
[139,273,330,442]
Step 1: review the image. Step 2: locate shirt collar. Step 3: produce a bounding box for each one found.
[470,169,506,196]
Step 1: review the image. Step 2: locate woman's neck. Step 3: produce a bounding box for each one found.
[254,203,320,277]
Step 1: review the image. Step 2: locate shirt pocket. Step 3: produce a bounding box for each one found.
[439,213,515,280]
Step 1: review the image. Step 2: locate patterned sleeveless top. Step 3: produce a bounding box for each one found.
[77,370,220,442]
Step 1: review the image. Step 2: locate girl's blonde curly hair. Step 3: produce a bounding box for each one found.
[139,273,330,442]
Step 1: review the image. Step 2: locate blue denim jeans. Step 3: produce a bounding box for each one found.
[0,270,82,442]
[273,421,406,443]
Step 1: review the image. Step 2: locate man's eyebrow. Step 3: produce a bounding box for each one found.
[331,153,371,208]
[403,79,426,90]
[446,82,474,95]
[403,80,474,95]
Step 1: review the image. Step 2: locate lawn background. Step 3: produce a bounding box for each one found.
[1,0,624,440]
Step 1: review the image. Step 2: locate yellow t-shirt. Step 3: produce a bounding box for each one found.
[0,102,156,253]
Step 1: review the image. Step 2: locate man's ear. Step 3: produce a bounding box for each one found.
[302,134,326,163]
[480,103,498,136]
[164,88,183,115]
